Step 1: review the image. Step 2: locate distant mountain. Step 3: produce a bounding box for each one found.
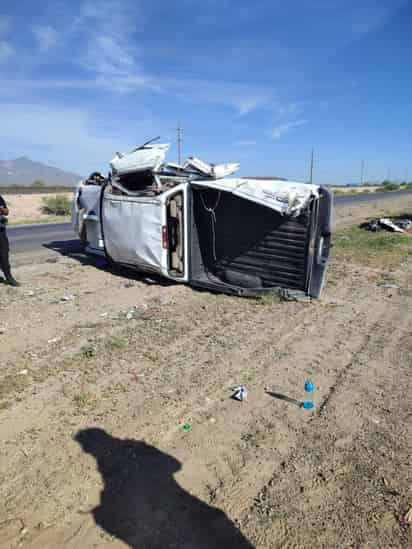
[0,157,83,186]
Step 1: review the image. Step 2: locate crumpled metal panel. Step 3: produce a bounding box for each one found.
[110,144,170,175]
[192,178,320,217]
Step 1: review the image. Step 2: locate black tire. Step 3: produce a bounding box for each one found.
[79,224,88,250]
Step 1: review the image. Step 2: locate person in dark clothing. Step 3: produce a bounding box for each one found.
[0,195,19,286]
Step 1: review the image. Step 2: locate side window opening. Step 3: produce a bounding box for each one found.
[110,170,160,196]
[167,192,184,276]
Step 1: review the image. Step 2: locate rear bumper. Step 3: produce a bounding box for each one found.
[308,186,333,298]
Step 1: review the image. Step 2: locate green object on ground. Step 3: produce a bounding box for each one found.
[183,423,191,432]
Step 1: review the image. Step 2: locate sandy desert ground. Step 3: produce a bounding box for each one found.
[0,197,411,548]
[3,193,72,224]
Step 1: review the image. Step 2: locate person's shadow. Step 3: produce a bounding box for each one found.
[75,428,253,549]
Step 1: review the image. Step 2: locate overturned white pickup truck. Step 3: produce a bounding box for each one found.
[72,140,333,298]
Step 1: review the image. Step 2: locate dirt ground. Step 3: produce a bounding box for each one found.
[0,198,411,548]
[4,193,72,224]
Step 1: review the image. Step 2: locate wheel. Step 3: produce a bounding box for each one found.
[79,224,88,250]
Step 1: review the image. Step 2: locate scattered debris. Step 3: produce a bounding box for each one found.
[362,219,380,232]
[59,294,76,303]
[36,520,55,530]
[304,380,314,392]
[377,283,399,290]
[361,217,412,233]
[183,423,191,432]
[125,303,149,320]
[303,379,314,409]
[81,344,96,358]
[379,218,405,232]
[397,219,412,230]
[382,487,401,497]
[47,337,59,344]
[232,386,248,401]
[279,289,312,303]
[17,369,28,376]
[405,507,412,524]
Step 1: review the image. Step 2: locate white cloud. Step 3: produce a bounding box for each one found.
[270,119,308,139]
[0,101,171,174]
[162,76,272,115]
[73,0,151,92]
[272,102,303,121]
[0,102,126,173]
[33,25,58,52]
[80,33,157,93]
[0,1,279,112]
[0,75,159,96]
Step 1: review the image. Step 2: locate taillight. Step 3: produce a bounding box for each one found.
[162,225,168,249]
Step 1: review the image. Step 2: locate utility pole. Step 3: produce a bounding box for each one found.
[177,124,183,166]
[360,159,365,185]
[309,148,314,184]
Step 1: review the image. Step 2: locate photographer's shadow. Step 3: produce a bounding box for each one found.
[75,428,253,549]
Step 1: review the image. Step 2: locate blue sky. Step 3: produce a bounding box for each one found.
[0,0,411,183]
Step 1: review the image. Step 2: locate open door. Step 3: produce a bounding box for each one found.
[164,189,187,279]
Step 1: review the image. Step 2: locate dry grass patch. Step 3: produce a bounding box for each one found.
[333,226,412,268]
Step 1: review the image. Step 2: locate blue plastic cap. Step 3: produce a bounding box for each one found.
[304,381,314,392]
[303,401,314,410]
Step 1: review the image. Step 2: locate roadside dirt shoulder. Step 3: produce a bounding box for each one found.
[0,201,411,548]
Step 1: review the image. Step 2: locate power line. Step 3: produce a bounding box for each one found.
[309,148,314,184]
[177,124,183,166]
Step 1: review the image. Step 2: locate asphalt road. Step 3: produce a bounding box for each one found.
[8,222,77,255]
[7,190,412,254]
[333,189,412,203]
